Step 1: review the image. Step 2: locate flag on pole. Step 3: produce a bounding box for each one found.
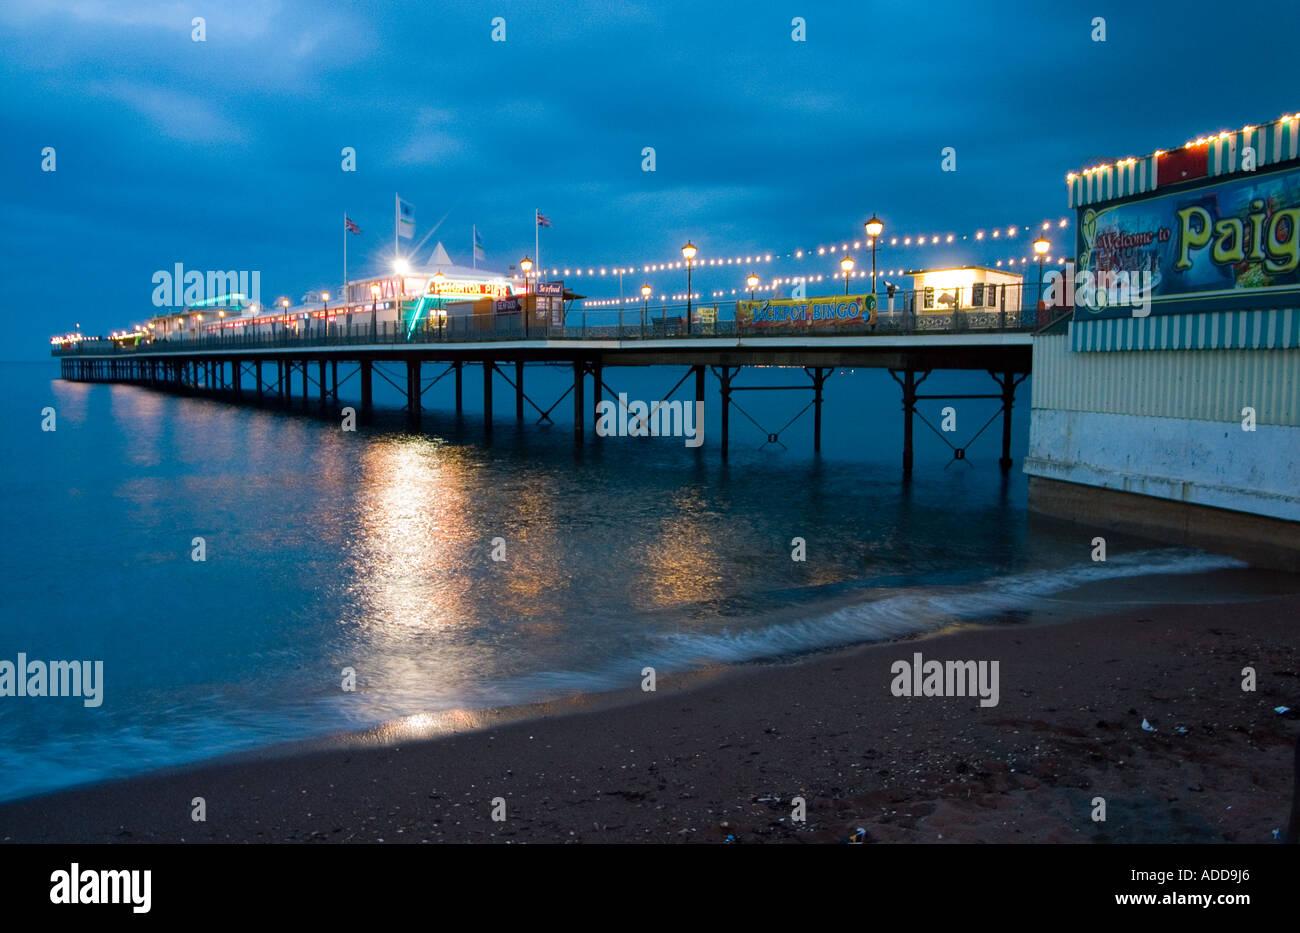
[396,196,415,239]
[536,212,553,228]
[345,216,361,235]
[473,226,486,263]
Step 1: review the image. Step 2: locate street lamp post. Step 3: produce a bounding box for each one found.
[865,215,884,300]
[1033,236,1050,323]
[641,284,651,337]
[746,273,759,302]
[369,282,380,338]
[519,256,534,337]
[431,272,445,338]
[681,241,696,335]
[840,256,856,295]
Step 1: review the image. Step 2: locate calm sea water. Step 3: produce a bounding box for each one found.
[0,359,1266,801]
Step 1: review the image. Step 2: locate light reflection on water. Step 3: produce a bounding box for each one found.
[0,361,1278,801]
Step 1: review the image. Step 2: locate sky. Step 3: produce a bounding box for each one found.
[2,0,1297,356]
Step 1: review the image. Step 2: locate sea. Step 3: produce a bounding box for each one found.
[0,358,1288,802]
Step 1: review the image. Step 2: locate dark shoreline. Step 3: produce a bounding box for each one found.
[3,591,1298,844]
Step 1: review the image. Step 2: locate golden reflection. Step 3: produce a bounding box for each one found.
[494,475,567,619]
[351,436,475,630]
[368,708,487,743]
[640,487,726,607]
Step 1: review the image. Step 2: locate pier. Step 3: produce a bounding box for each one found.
[53,303,1044,474]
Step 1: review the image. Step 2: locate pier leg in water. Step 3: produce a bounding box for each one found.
[359,360,373,423]
[330,360,339,407]
[902,369,916,478]
[998,370,1017,470]
[407,359,421,427]
[592,362,602,438]
[719,366,734,458]
[483,360,493,433]
[319,360,327,410]
[301,359,308,410]
[811,367,828,453]
[516,360,524,422]
[573,359,584,440]
[454,360,463,416]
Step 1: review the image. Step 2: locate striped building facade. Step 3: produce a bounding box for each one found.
[1028,113,1300,569]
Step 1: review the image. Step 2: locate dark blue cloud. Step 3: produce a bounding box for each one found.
[2,0,1296,354]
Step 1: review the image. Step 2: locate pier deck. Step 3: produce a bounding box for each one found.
[53,319,1043,473]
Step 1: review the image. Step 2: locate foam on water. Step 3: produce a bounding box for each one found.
[646,549,1246,668]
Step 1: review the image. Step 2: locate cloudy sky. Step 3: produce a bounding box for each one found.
[3,0,1296,354]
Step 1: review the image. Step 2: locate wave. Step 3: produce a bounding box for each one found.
[646,548,1245,668]
[0,548,1247,803]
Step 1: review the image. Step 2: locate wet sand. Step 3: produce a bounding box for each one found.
[2,594,1298,844]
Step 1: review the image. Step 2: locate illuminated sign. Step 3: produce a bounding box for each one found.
[1075,162,1300,318]
[738,294,877,328]
[422,278,512,300]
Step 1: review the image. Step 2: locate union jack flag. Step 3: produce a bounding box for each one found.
[536,212,553,228]
[345,216,361,234]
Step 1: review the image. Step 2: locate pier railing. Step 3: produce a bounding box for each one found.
[53,288,1062,356]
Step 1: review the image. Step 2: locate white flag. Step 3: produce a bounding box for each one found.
[396,196,415,240]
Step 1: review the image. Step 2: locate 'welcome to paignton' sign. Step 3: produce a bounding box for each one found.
[1075,162,1300,318]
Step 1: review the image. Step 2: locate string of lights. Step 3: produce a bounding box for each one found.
[577,250,1072,305]
[533,217,1072,280]
[577,252,1073,307]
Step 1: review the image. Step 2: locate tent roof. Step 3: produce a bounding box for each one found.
[410,241,508,279]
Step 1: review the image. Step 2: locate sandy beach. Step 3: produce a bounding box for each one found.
[2,591,1297,844]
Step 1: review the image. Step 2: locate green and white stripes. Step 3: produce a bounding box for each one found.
[1208,117,1300,176]
[1067,154,1159,209]
[1066,113,1299,209]
[1070,309,1300,352]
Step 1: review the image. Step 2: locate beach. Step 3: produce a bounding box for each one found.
[3,591,1297,844]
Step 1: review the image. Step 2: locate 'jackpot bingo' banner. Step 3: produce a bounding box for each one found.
[1075,162,1300,318]
[738,294,877,328]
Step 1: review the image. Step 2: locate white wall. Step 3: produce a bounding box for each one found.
[1026,334,1300,521]
[1024,408,1300,520]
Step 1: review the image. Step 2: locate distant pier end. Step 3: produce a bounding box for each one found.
[1026,114,1300,570]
